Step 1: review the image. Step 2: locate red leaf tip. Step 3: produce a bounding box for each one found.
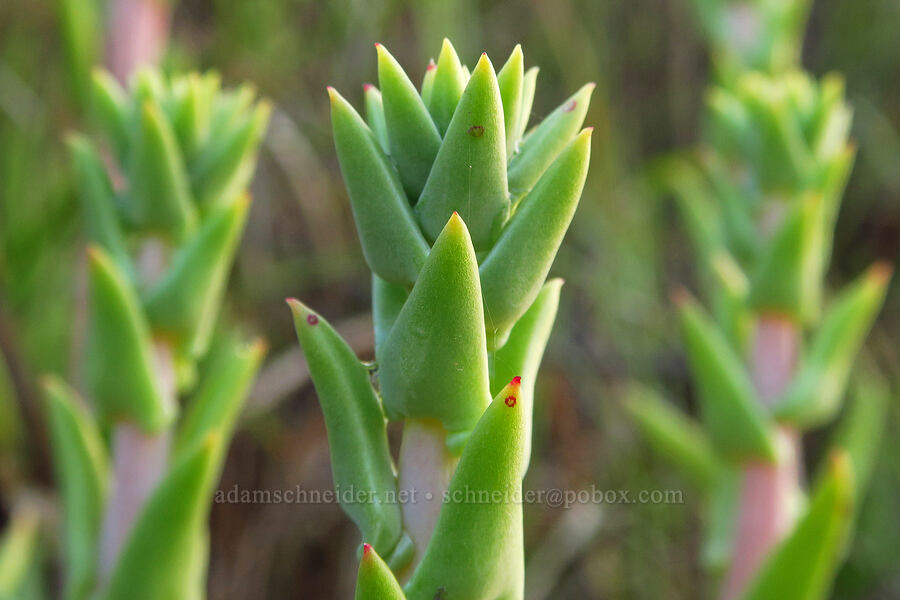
[363,83,373,91]
[511,376,521,386]
[362,543,373,555]
[426,63,436,71]
[285,297,298,304]
[374,42,381,48]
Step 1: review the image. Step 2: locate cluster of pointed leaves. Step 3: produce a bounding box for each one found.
[69,67,270,430]
[688,0,812,79]
[40,69,269,600]
[42,337,265,600]
[291,40,591,598]
[631,60,892,600]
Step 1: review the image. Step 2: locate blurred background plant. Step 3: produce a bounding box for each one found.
[0,0,897,598]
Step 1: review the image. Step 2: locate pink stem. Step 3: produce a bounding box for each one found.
[106,0,171,84]
[722,315,801,600]
[98,340,175,580]
[396,419,459,575]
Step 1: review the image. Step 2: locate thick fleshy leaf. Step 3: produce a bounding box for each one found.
[676,293,777,462]
[774,264,891,427]
[741,452,855,600]
[172,73,214,161]
[86,246,174,431]
[833,361,889,495]
[376,43,442,200]
[67,134,133,280]
[748,194,822,322]
[175,336,266,469]
[127,100,197,240]
[90,69,129,157]
[143,195,252,359]
[355,544,406,600]
[288,300,408,563]
[329,87,430,286]
[624,383,721,488]
[497,44,524,158]
[512,66,539,153]
[490,278,561,474]
[427,38,467,135]
[378,214,492,437]
[372,274,408,357]
[191,100,270,213]
[480,128,590,347]
[363,84,389,153]
[416,53,509,250]
[507,82,594,195]
[42,377,108,600]
[702,469,740,572]
[0,508,41,598]
[419,60,436,107]
[404,379,525,600]
[102,436,219,600]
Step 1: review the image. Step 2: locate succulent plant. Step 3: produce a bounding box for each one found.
[289,39,593,598]
[631,14,892,600]
[40,68,269,600]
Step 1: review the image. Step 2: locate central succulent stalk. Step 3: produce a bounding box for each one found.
[289,39,593,598]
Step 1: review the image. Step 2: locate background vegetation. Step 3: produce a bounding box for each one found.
[1,0,897,597]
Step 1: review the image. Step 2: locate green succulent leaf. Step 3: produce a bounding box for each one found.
[404,379,525,600]
[416,53,510,251]
[512,66,539,153]
[490,278,561,474]
[677,292,777,462]
[363,84,390,153]
[740,452,855,600]
[420,60,436,107]
[507,82,594,196]
[702,469,740,572]
[832,360,890,496]
[143,194,252,360]
[90,69,130,157]
[748,194,825,322]
[102,435,220,600]
[175,335,266,469]
[86,246,175,431]
[372,274,408,357]
[774,264,891,427]
[378,214,492,439]
[427,38,467,135]
[67,134,133,280]
[172,73,214,161]
[376,43,442,200]
[355,544,407,600]
[0,508,42,599]
[191,100,270,213]
[480,128,590,347]
[329,86,430,286]
[497,44,524,157]
[624,383,721,489]
[127,99,197,240]
[288,300,407,562]
[41,377,108,600]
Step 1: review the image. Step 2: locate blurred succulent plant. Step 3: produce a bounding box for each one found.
[633,32,892,600]
[289,39,593,598]
[36,68,269,600]
[687,0,812,80]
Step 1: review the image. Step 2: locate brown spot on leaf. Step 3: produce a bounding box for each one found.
[564,100,577,112]
[467,125,485,137]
